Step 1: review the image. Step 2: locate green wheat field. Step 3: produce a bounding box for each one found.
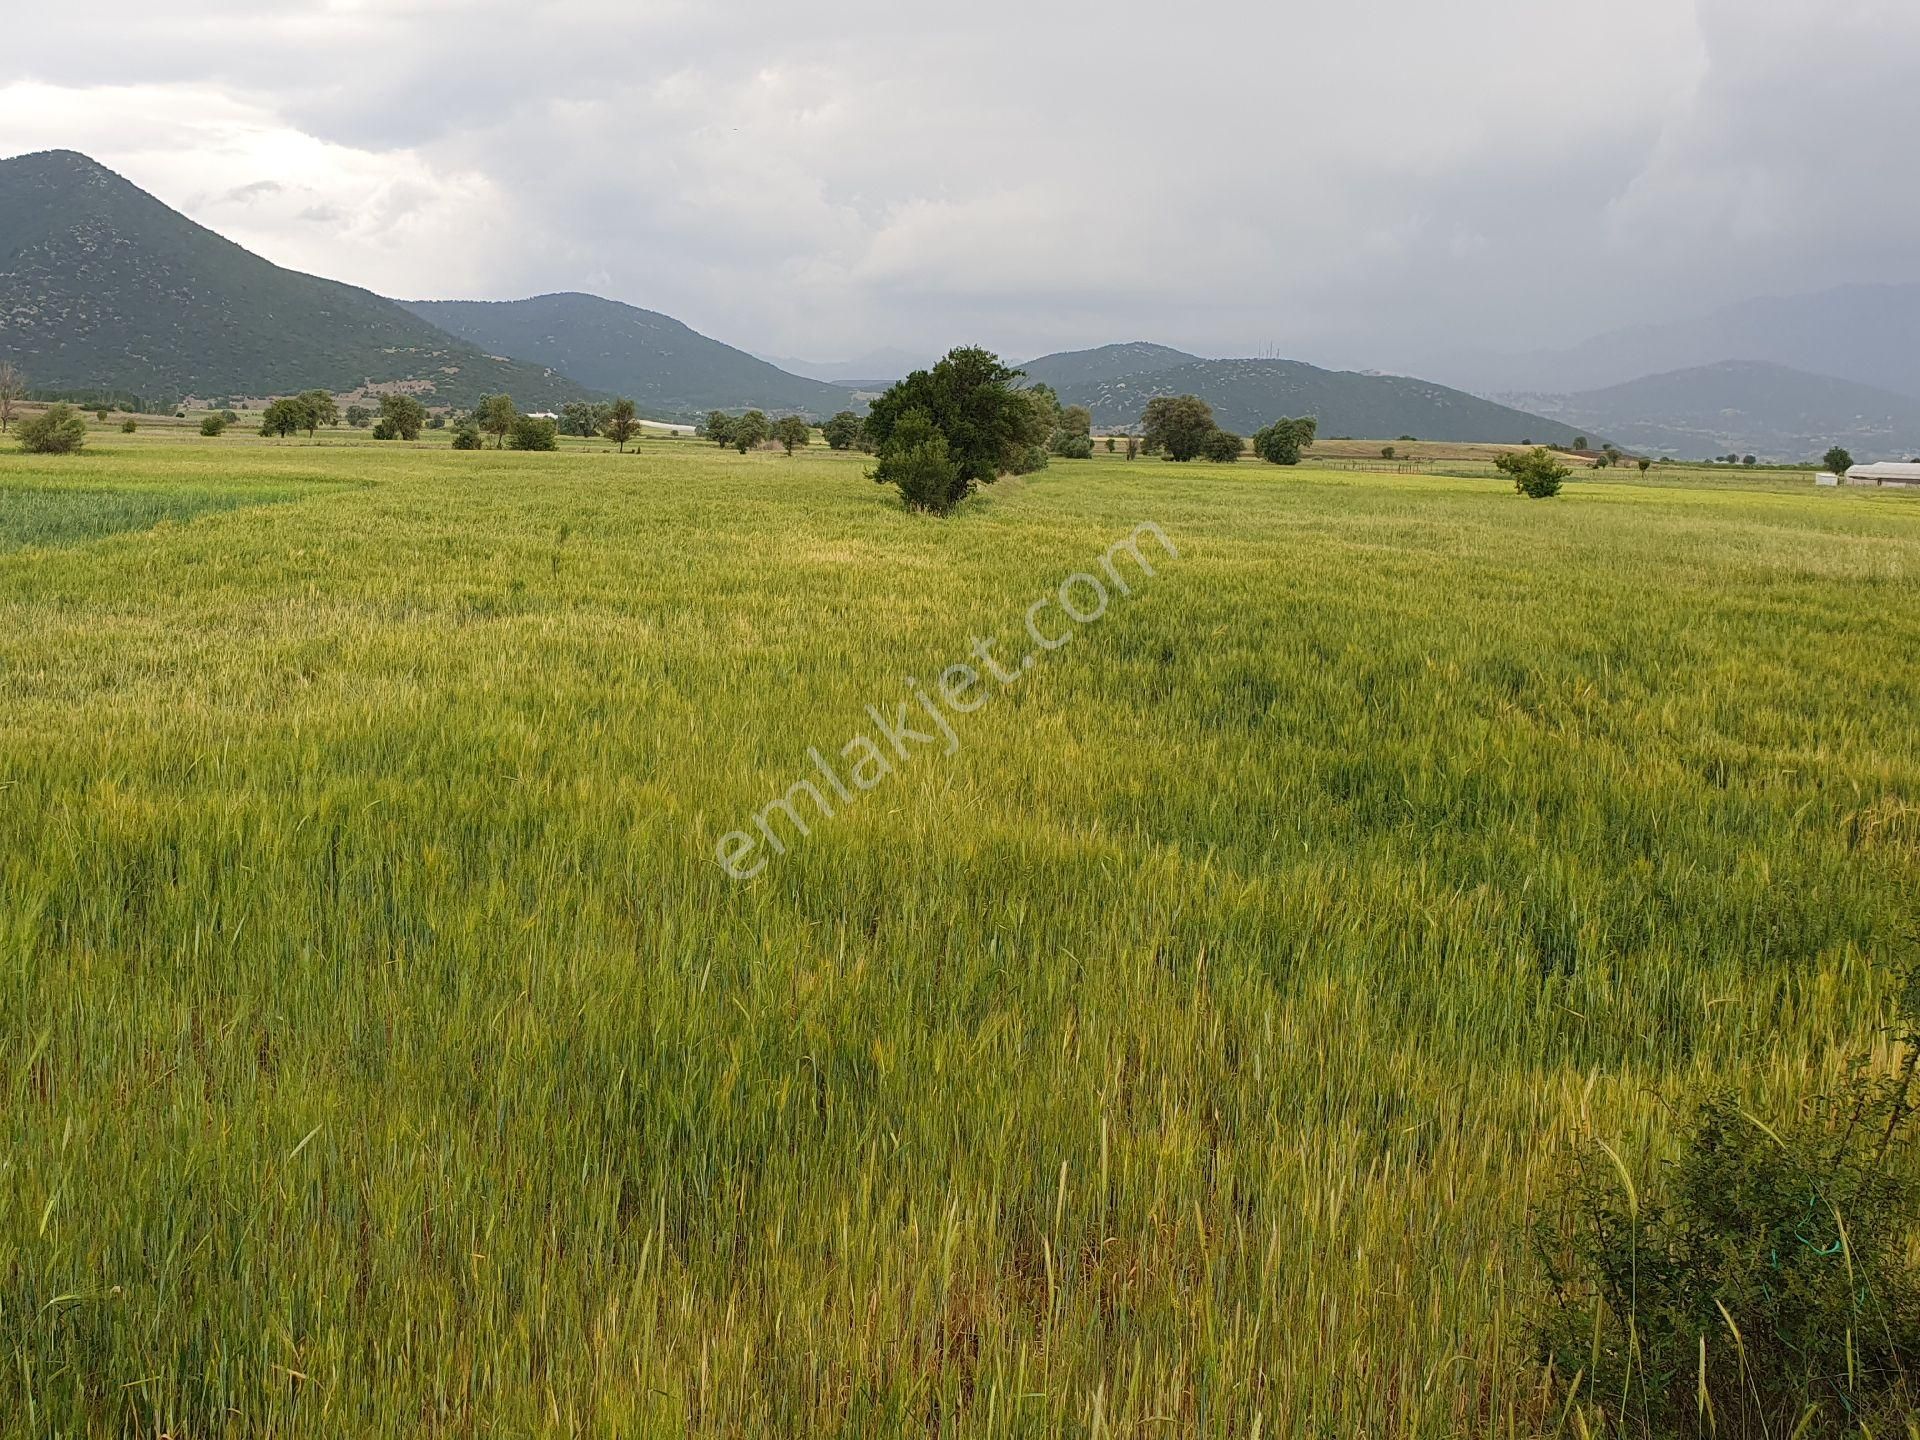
[3,434,1918,1436]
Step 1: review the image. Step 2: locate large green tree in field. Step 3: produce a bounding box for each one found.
[376,394,427,441]
[559,401,605,438]
[1202,428,1243,463]
[821,411,864,451]
[704,411,737,447]
[775,415,811,455]
[260,398,302,440]
[296,390,339,439]
[1824,445,1855,476]
[1496,446,1572,498]
[1253,416,1317,466]
[732,411,771,453]
[507,414,559,451]
[601,398,640,452]
[1141,394,1217,462]
[865,347,1050,512]
[477,395,518,450]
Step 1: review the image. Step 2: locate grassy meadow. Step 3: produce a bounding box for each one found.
[2,431,1918,1436]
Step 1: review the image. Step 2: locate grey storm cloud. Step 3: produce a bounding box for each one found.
[1,0,1916,370]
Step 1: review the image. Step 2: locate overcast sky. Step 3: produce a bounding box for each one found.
[3,0,1915,370]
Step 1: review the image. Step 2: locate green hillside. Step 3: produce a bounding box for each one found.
[1017,341,1201,391]
[0,150,589,409]
[402,293,858,419]
[1054,354,1585,444]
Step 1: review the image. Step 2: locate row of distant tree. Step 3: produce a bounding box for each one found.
[701,410,818,455]
[2,356,1884,480]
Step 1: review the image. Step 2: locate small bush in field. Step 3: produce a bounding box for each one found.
[1496,447,1571,498]
[17,403,88,454]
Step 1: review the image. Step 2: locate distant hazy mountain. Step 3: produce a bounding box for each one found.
[406,294,857,419]
[1448,284,1920,399]
[0,150,588,409]
[1500,361,1920,462]
[758,348,931,390]
[1044,352,1583,445]
[1018,342,1204,392]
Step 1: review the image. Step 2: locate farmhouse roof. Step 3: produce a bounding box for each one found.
[1845,462,1920,484]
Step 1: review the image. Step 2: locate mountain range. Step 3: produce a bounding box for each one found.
[1500,361,1920,461]
[3,147,1912,459]
[0,150,586,410]
[1025,350,1587,446]
[1443,283,1920,401]
[404,294,858,418]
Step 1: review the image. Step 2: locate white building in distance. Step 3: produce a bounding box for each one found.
[1845,462,1920,487]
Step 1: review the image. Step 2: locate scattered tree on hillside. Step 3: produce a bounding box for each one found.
[16,403,88,454]
[865,348,1053,513]
[477,395,518,449]
[120,419,137,433]
[1141,394,1218,462]
[1381,445,1396,460]
[704,411,737,447]
[732,410,771,453]
[775,415,811,455]
[1253,416,1317,466]
[345,404,373,429]
[1824,445,1855,476]
[1495,446,1571,498]
[508,414,560,451]
[0,361,24,433]
[822,411,864,450]
[1638,457,1652,474]
[1573,436,1588,451]
[601,397,640,452]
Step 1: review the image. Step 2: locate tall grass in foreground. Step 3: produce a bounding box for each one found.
[1,443,1918,1436]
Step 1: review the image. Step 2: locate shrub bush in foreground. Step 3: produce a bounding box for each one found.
[1533,970,1920,1437]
